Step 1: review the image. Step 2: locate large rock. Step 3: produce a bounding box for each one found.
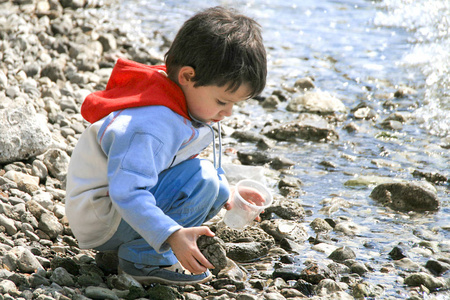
[264,114,339,142]
[0,104,52,164]
[370,182,439,212]
[287,91,346,114]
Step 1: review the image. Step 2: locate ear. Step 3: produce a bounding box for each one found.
[178,66,195,86]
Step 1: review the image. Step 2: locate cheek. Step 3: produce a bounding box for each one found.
[200,103,217,115]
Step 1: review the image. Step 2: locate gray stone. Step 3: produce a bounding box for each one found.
[260,219,308,242]
[261,95,281,108]
[216,258,246,282]
[225,241,268,263]
[287,91,346,114]
[98,33,117,52]
[50,267,75,286]
[328,246,356,263]
[299,262,334,284]
[0,104,52,164]
[4,170,40,194]
[0,214,17,236]
[42,149,70,181]
[310,217,333,235]
[197,236,228,274]
[294,77,315,90]
[41,62,66,82]
[370,182,439,212]
[404,272,445,291]
[38,212,64,239]
[237,150,271,166]
[334,221,367,236]
[315,278,346,296]
[425,259,450,276]
[84,286,120,300]
[0,70,7,88]
[11,246,43,273]
[0,279,18,295]
[31,159,49,182]
[263,199,305,221]
[264,118,339,142]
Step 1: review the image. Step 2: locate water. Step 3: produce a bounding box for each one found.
[102,0,449,298]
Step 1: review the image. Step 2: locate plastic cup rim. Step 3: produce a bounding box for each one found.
[234,179,272,209]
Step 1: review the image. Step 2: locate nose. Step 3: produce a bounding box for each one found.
[221,104,233,117]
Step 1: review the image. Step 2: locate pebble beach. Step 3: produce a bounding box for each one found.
[0,0,449,300]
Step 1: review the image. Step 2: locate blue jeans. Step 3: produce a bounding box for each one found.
[94,158,229,266]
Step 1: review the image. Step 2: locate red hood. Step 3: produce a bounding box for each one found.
[81,58,190,123]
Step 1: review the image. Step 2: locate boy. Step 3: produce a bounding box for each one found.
[65,6,266,285]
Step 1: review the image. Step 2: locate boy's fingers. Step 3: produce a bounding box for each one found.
[198,226,215,237]
[194,250,214,270]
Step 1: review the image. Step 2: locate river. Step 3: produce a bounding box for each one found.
[101,0,449,298]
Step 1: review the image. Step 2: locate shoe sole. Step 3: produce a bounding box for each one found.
[118,267,213,286]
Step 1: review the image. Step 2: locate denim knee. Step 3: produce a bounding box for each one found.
[159,159,229,226]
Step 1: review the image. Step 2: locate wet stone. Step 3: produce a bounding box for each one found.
[272,265,303,281]
[294,77,315,90]
[261,95,281,108]
[225,241,268,263]
[237,150,271,166]
[231,130,267,143]
[315,278,347,296]
[287,91,346,114]
[293,279,315,297]
[310,217,333,235]
[412,169,449,185]
[350,261,369,276]
[264,121,339,142]
[328,246,356,263]
[261,200,305,221]
[211,278,245,291]
[389,245,408,260]
[404,272,446,291]
[425,259,450,276]
[298,262,334,285]
[215,225,275,245]
[279,238,305,254]
[370,181,439,212]
[260,219,308,242]
[216,258,247,282]
[269,156,295,170]
[352,282,384,299]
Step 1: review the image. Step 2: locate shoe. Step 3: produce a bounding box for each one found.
[118,259,212,285]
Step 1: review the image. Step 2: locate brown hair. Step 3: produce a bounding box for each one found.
[165,6,267,98]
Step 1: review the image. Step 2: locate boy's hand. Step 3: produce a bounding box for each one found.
[166,226,215,274]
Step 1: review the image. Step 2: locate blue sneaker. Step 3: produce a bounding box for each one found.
[118,259,212,285]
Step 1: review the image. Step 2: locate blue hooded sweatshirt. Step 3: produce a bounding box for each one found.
[65,59,225,252]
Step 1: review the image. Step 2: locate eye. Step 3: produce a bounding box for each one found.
[216,99,227,106]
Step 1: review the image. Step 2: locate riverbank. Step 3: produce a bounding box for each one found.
[0,1,449,299]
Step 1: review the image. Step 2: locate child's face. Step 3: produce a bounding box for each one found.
[179,68,252,123]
